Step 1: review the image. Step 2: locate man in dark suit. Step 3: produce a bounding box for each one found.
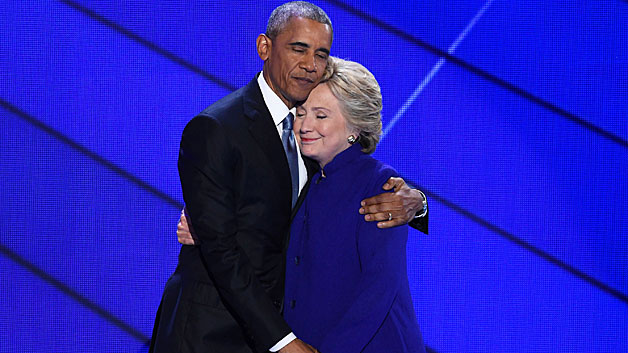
[150,2,427,353]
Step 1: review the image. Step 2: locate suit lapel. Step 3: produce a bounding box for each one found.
[290,157,319,220]
[241,77,322,225]
[243,79,293,204]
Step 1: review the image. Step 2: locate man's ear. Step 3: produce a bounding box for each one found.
[256,34,271,61]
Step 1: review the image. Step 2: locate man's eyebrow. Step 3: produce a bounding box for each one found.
[289,41,310,48]
[289,41,330,55]
[317,47,330,55]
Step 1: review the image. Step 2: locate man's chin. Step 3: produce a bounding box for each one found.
[290,88,315,103]
[292,95,310,104]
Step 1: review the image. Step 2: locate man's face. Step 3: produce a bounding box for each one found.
[258,17,332,108]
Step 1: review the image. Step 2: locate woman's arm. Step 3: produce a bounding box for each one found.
[317,172,410,353]
[360,177,428,233]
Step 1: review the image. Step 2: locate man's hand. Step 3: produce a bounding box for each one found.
[359,176,423,229]
[177,208,197,246]
[278,339,319,353]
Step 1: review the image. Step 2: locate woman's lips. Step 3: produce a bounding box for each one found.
[299,137,319,143]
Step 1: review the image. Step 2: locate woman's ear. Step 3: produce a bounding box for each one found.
[347,127,361,145]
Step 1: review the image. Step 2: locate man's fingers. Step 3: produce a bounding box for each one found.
[363,211,406,228]
[381,177,396,191]
[360,177,421,228]
[360,192,396,207]
[360,200,401,215]
[364,210,398,222]
[376,218,406,229]
[382,177,405,191]
[362,177,407,206]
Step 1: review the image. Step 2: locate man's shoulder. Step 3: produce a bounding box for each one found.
[197,78,262,123]
[198,86,247,120]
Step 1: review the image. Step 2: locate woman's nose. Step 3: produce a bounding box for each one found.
[299,115,314,132]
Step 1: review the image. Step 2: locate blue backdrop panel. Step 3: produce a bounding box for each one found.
[1,1,626,352]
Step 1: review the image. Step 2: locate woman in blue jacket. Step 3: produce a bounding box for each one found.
[283,57,426,353]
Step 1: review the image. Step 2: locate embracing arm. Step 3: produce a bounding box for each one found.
[178,116,292,351]
[176,181,428,244]
[360,177,428,234]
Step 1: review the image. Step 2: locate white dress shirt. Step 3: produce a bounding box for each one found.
[257,72,307,197]
[257,72,302,351]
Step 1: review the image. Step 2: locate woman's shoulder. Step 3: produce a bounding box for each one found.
[358,154,398,179]
[356,154,399,193]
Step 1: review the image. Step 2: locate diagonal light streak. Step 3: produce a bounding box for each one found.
[382,0,495,138]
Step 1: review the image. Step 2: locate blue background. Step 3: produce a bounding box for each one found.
[1,1,627,352]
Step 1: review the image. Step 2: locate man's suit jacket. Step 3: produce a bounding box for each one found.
[150,76,317,353]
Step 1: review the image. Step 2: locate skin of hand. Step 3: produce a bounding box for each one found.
[278,339,319,353]
[359,177,423,228]
[177,208,197,246]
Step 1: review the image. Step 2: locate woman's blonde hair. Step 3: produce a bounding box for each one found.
[320,56,382,154]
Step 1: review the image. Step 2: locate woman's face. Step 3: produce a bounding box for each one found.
[294,83,355,168]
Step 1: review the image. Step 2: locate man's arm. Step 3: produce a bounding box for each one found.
[176,207,317,353]
[179,175,428,246]
[179,115,309,352]
[277,339,319,353]
[359,177,428,234]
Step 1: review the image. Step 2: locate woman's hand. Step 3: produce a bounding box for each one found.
[177,208,198,245]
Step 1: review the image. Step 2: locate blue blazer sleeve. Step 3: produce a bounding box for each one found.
[317,169,409,353]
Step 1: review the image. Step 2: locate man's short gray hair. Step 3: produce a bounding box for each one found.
[266,1,333,40]
[321,57,382,154]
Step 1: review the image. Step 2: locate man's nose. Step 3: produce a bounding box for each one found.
[300,54,316,73]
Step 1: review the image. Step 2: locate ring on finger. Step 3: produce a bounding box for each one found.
[387,212,392,221]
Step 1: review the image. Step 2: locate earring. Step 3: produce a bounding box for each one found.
[347,135,357,144]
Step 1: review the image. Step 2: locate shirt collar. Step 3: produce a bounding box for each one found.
[258,72,296,126]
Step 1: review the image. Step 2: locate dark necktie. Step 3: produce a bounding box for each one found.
[282,112,299,208]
